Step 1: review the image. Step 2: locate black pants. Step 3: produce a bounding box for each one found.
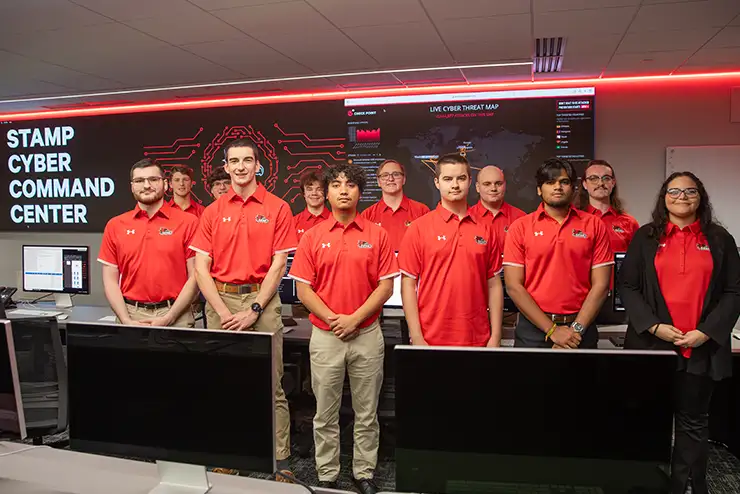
[513,315,598,349]
[671,371,715,494]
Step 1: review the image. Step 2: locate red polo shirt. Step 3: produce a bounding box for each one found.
[288,215,398,330]
[655,220,713,358]
[361,195,430,251]
[168,197,205,218]
[398,204,502,347]
[585,205,639,253]
[189,184,297,284]
[469,201,527,254]
[503,204,614,314]
[294,206,331,241]
[98,203,198,303]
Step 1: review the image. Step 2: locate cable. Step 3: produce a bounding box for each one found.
[29,292,53,304]
[273,470,317,494]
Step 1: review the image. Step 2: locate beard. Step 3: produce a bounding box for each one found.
[543,194,572,208]
[134,188,165,205]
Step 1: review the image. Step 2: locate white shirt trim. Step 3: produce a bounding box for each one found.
[189,246,211,257]
[97,258,117,268]
[379,271,400,281]
[400,269,418,280]
[288,274,312,286]
[502,262,524,267]
[592,261,615,269]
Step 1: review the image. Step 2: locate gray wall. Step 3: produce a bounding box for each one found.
[1,77,739,304]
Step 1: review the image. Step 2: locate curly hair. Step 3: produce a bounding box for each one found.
[322,164,366,195]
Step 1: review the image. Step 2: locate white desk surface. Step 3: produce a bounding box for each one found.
[0,442,319,494]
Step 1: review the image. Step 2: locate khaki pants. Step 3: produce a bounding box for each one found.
[118,303,195,328]
[310,321,384,481]
[205,291,291,461]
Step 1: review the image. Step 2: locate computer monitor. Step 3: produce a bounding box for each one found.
[22,245,90,308]
[613,252,627,312]
[395,347,675,493]
[67,322,275,494]
[0,320,26,439]
[278,254,299,305]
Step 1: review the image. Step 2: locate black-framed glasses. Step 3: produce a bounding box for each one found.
[378,172,404,181]
[666,187,699,198]
[585,175,614,184]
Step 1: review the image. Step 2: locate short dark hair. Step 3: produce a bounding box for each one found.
[649,171,715,239]
[322,164,366,195]
[435,153,471,178]
[300,171,322,194]
[223,138,260,162]
[535,158,576,188]
[130,158,165,181]
[577,159,625,214]
[170,165,194,179]
[206,166,230,190]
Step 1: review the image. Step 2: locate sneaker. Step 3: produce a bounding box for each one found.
[274,469,296,483]
[211,467,238,475]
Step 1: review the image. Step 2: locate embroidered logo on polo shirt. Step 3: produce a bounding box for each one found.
[297,229,305,234]
[572,229,589,239]
[696,243,710,251]
[357,240,373,249]
[437,235,446,241]
[126,229,135,235]
[375,222,382,227]
[222,217,231,222]
[658,243,666,248]
[534,231,544,237]
[322,243,331,249]
[159,227,173,236]
[504,225,509,233]
[255,215,269,224]
[474,236,487,245]
[612,225,626,234]
[405,221,412,227]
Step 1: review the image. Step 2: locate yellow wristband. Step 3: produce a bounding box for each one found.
[545,324,557,341]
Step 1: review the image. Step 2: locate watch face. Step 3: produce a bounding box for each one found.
[572,323,585,334]
[251,303,262,313]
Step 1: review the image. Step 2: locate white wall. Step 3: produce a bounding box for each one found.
[1,76,738,304]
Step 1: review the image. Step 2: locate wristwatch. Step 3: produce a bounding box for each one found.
[571,321,585,334]
[251,302,264,317]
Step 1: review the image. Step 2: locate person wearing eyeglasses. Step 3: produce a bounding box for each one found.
[469,165,526,253]
[361,159,430,251]
[619,172,740,494]
[578,159,639,253]
[206,166,231,200]
[294,170,330,241]
[98,158,199,328]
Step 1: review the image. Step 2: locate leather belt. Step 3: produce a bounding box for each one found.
[545,313,578,325]
[124,298,174,310]
[214,280,260,294]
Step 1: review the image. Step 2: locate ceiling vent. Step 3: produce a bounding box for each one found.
[534,37,566,73]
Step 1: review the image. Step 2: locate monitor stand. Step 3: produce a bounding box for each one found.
[53,293,73,309]
[149,461,212,494]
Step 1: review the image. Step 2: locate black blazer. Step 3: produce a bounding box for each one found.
[619,222,740,381]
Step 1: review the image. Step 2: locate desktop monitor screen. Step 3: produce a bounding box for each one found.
[278,254,299,305]
[395,347,675,493]
[0,320,26,439]
[22,245,90,294]
[613,252,627,312]
[67,323,275,473]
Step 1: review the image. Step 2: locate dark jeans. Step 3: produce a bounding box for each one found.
[672,371,715,494]
[514,315,598,349]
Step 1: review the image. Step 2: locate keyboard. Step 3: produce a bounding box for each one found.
[8,309,64,317]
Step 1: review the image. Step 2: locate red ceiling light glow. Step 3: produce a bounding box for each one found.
[1,70,739,121]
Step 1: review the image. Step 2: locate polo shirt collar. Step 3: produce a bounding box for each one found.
[665,219,701,236]
[227,183,266,204]
[536,202,579,221]
[475,200,510,218]
[314,206,331,219]
[436,203,477,223]
[168,197,195,211]
[586,204,615,217]
[328,213,365,231]
[132,201,171,220]
[381,195,409,212]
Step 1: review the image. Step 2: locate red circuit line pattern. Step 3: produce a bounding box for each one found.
[142,128,206,204]
[275,123,344,142]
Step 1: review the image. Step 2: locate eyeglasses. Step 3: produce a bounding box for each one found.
[211,180,231,188]
[585,175,614,184]
[131,176,163,186]
[378,172,404,181]
[666,187,699,198]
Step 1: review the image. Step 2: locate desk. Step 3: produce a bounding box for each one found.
[0,442,317,494]
[8,302,113,326]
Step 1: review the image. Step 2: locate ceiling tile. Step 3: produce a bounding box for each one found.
[70,0,203,21]
[683,46,740,65]
[344,22,454,66]
[629,0,740,32]
[182,38,313,77]
[188,0,293,11]
[421,0,530,20]
[461,64,532,82]
[0,0,111,33]
[254,29,380,72]
[535,0,640,12]
[328,73,402,90]
[617,28,721,53]
[535,6,639,37]
[564,34,622,56]
[392,69,466,85]
[705,26,740,48]
[603,50,693,75]
[125,11,248,45]
[0,79,72,98]
[307,0,427,28]
[212,1,334,35]
[437,14,532,61]
[0,51,124,91]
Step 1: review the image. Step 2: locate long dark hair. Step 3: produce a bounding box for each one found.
[577,159,624,214]
[648,171,715,239]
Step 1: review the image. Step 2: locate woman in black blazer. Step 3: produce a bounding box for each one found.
[620,171,740,494]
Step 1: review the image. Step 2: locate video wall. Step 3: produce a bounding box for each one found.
[0,87,594,232]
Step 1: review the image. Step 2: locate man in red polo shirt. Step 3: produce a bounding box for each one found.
[289,164,396,494]
[503,158,613,349]
[189,139,297,478]
[399,153,503,347]
[169,165,205,218]
[361,159,430,251]
[578,159,639,253]
[293,170,330,241]
[469,165,527,253]
[98,158,199,327]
